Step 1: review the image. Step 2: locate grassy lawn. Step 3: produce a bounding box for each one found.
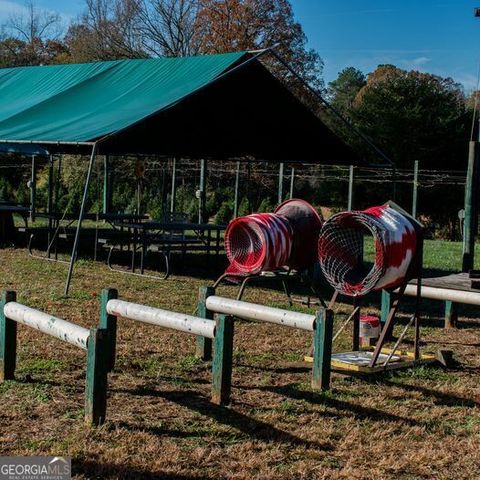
[0,243,479,479]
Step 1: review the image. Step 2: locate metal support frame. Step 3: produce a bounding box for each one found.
[64,143,98,296]
[30,155,36,221]
[199,159,207,224]
[103,155,111,215]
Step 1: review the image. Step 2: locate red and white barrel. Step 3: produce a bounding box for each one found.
[318,204,418,297]
[225,199,322,275]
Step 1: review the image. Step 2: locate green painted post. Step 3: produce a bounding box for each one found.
[234,161,240,218]
[99,288,118,372]
[196,286,215,360]
[444,301,458,329]
[170,157,177,214]
[348,165,354,211]
[289,167,295,199]
[278,162,284,204]
[381,290,393,341]
[85,327,109,426]
[311,308,333,391]
[0,291,17,382]
[412,160,419,219]
[462,141,479,272]
[211,314,234,405]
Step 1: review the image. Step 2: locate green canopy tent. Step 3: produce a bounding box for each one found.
[0,49,375,294]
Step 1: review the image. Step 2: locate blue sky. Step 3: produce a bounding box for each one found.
[1,0,480,91]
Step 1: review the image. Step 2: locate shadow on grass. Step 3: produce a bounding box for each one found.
[73,458,203,480]
[115,386,331,450]
[237,383,424,428]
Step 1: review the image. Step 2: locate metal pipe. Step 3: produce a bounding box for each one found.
[412,160,419,219]
[206,296,315,331]
[278,162,284,204]
[347,165,354,211]
[383,314,415,366]
[234,161,240,218]
[170,157,177,213]
[64,143,98,296]
[402,284,480,306]
[30,155,36,221]
[289,167,295,199]
[106,299,216,338]
[4,302,89,349]
[462,141,478,272]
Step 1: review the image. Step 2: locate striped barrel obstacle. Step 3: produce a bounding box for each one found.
[0,290,112,426]
[197,288,334,391]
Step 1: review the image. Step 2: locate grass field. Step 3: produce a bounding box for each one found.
[0,240,479,479]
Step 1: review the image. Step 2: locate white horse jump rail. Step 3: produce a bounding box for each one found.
[202,292,333,391]
[4,302,90,350]
[101,288,233,406]
[205,296,315,331]
[106,299,216,338]
[0,291,110,427]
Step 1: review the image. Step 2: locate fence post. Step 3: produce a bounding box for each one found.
[348,165,354,211]
[196,286,215,360]
[311,308,333,391]
[0,291,17,382]
[211,314,234,405]
[85,327,109,426]
[412,160,419,219]
[100,288,118,372]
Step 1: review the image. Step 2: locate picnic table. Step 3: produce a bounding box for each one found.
[0,202,29,244]
[102,220,226,279]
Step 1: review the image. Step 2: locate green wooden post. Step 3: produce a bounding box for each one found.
[381,290,393,341]
[196,286,215,360]
[85,327,109,426]
[0,291,17,382]
[462,141,479,272]
[289,167,295,199]
[30,155,36,221]
[278,162,284,205]
[348,165,354,211]
[412,160,419,219]
[99,288,118,372]
[211,314,234,405]
[444,301,458,329]
[170,157,177,214]
[311,308,333,391]
[234,161,240,218]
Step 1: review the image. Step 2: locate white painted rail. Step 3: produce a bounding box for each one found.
[206,296,315,331]
[4,302,90,350]
[106,299,216,338]
[402,284,480,306]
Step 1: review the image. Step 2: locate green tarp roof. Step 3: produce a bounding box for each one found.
[0,52,247,143]
[0,51,359,163]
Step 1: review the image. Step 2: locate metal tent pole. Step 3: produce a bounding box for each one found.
[234,161,240,218]
[289,167,295,199]
[199,159,207,223]
[64,144,98,296]
[47,155,54,253]
[278,162,284,204]
[170,157,177,213]
[103,155,110,215]
[30,155,36,221]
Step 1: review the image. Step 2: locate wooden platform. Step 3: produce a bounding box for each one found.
[409,273,478,293]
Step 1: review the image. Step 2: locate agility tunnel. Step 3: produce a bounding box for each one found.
[224,199,323,275]
[318,204,418,297]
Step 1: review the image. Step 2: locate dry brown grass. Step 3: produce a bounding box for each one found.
[0,248,479,479]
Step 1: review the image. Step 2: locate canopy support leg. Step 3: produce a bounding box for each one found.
[30,155,36,222]
[64,143,98,296]
[278,162,284,205]
[289,167,295,199]
[170,157,177,214]
[234,161,240,218]
[412,160,419,219]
